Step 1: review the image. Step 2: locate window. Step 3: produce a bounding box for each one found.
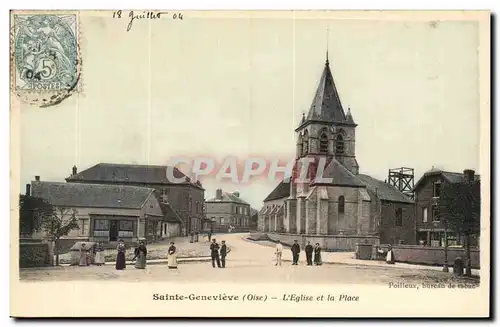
[338,196,345,214]
[79,219,88,236]
[164,223,167,234]
[94,219,109,230]
[302,130,309,155]
[335,134,345,154]
[119,220,134,231]
[319,131,328,153]
[220,217,224,224]
[423,207,428,223]
[160,188,169,203]
[432,205,440,222]
[395,208,403,227]
[433,182,441,198]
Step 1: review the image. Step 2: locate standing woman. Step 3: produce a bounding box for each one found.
[314,243,322,266]
[79,243,89,266]
[134,241,148,269]
[167,242,178,269]
[115,239,127,270]
[95,242,105,266]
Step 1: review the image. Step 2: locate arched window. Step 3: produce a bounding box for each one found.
[302,130,309,155]
[319,131,328,153]
[395,208,403,227]
[297,133,303,156]
[335,134,345,155]
[338,196,345,214]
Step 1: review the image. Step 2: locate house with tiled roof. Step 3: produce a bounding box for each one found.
[28,178,168,244]
[413,168,480,247]
[65,163,206,236]
[205,189,251,231]
[259,54,416,249]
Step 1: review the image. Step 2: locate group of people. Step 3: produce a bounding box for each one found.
[210,239,231,268]
[115,239,179,270]
[275,240,322,266]
[78,239,179,270]
[78,242,106,266]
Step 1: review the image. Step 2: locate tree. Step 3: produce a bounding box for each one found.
[439,180,480,276]
[40,207,80,266]
[19,194,54,236]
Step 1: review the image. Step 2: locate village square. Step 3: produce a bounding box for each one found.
[18,44,481,285]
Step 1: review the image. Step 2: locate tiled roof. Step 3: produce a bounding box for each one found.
[357,174,414,204]
[159,202,184,224]
[66,163,203,189]
[314,158,366,187]
[298,59,355,127]
[264,181,291,202]
[206,192,250,205]
[31,181,157,210]
[413,169,481,191]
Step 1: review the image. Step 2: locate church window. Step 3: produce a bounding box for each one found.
[335,134,345,154]
[395,208,403,227]
[319,131,328,153]
[338,196,345,214]
[302,130,309,155]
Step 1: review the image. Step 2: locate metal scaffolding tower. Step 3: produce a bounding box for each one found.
[388,167,415,199]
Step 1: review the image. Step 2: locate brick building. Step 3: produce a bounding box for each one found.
[259,55,415,250]
[66,163,205,236]
[205,189,251,231]
[413,168,480,247]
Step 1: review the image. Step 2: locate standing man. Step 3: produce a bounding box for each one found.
[275,240,283,266]
[305,241,314,266]
[220,240,231,268]
[291,240,301,265]
[210,238,221,268]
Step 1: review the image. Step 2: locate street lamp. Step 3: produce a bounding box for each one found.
[442,218,449,272]
[434,218,449,272]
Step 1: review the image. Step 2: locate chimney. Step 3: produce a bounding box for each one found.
[233,191,240,198]
[216,189,223,200]
[35,176,40,181]
[464,169,475,182]
[72,165,77,176]
[25,184,31,196]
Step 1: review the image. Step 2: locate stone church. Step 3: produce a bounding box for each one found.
[259,55,415,250]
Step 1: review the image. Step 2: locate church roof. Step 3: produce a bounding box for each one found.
[263,180,291,202]
[66,163,204,189]
[313,158,365,187]
[357,174,414,204]
[298,58,356,129]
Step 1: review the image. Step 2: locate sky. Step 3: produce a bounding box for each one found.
[17,12,481,209]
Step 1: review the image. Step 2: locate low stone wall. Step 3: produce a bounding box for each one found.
[20,242,53,268]
[370,244,480,269]
[267,233,380,251]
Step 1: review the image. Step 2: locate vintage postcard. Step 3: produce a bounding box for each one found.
[10,10,490,318]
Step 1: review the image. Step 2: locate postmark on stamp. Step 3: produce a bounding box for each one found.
[11,13,81,107]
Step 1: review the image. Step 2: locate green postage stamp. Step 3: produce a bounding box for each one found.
[12,12,80,106]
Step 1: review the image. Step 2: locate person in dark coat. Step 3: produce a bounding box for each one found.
[313,243,322,266]
[386,245,396,264]
[291,240,301,265]
[115,239,126,270]
[210,238,221,268]
[305,241,314,266]
[220,240,231,268]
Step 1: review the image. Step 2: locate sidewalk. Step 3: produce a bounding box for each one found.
[245,237,480,277]
[60,256,212,267]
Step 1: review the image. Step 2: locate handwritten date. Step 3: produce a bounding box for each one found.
[112,10,183,32]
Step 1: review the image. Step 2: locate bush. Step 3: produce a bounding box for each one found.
[20,243,50,268]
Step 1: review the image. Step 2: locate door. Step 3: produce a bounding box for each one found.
[109,220,118,242]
